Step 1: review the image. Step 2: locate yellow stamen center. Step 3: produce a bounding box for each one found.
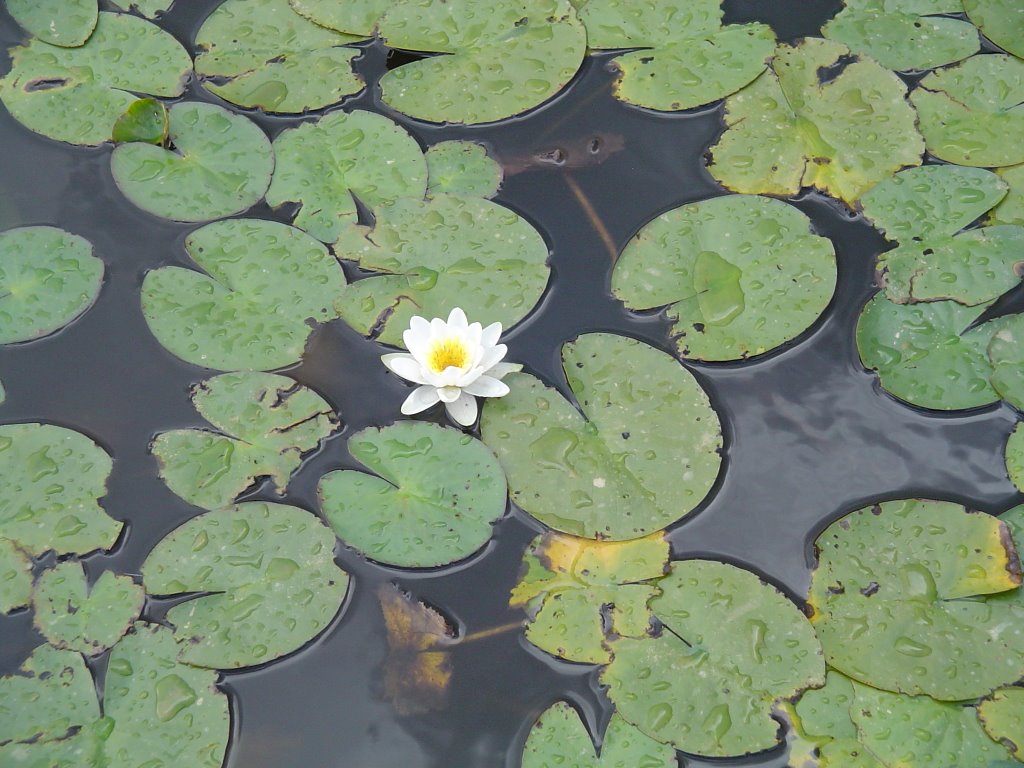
[427,337,470,373]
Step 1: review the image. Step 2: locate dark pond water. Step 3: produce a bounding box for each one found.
[1,1,1021,766]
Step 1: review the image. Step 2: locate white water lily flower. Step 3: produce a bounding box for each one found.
[381,308,521,427]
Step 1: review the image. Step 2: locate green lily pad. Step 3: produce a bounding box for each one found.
[287,0,386,35]
[521,702,677,767]
[153,372,338,510]
[0,226,104,344]
[111,101,274,223]
[195,0,363,113]
[335,193,550,346]
[910,54,1024,168]
[0,12,191,146]
[142,501,349,668]
[578,0,774,111]
[989,320,1024,411]
[963,0,1024,60]
[6,0,98,47]
[823,0,979,71]
[1006,423,1024,493]
[111,97,168,145]
[32,561,143,655]
[510,532,669,663]
[319,421,506,568]
[111,0,174,16]
[0,538,31,614]
[611,195,837,361]
[808,499,1024,700]
[425,141,503,199]
[266,109,427,243]
[375,0,587,124]
[481,333,722,540]
[142,218,346,371]
[992,165,1024,226]
[0,423,121,558]
[980,688,1024,761]
[708,38,923,204]
[602,559,824,757]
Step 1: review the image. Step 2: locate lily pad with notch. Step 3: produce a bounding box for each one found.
[152,372,339,510]
[142,218,347,371]
[141,501,350,669]
[480,333,722,541]
[979,688,1024,761]
[5,0,98,48]
[111,101,274,223]
[425,141,503,199]
[0,12,191,146]
[319,421,506,568]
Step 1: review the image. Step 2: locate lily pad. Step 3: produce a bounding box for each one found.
[375,0,587,124]
[510,532,669,663]
[111,97,168,145]
[111,0,174,16]
[153,372,338,510]
[481,333,722,540]
[963,0,1024,60]
[319,421,506,568]
[266,109,427,243]
[578,0,775,111]
[335,193,550,346]
[602,559,824,757]
[910,54,1024,168]
[141,501,350,668]
[142,218,346,371]
[992,165,1024,226]
[0,12,191,146]
[6,0,98,47]
[980,688,1024,761]
[808,499,1024,700]
[708,38,923,204]
[521,701,677,767]
[989,321,1024,411]
[1006,423,1024,493]
[611,195,837,361]
[823,0,979,71]
[111,101,274,223]
[32,561,143,655]
[0,423,121,558]
[0,538,32,614]
[195,0,363,113]
[287,0,386,35]
[0,226,103,344]
[425,141,503,199]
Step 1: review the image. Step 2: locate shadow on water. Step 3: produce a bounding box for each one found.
[0,0,1020,766]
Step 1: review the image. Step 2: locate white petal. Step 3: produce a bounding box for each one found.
[401,385,441,415]
[404,317,433,359]
[462,375,510,398]
[381,353,429,384]
[481,322,502,348]
[487,362,523,380]
[437,385,462,403]
[445,392,478,426]
[447,307,468,329]
[478,343,508,372]
[430,317,449,337]
[453,366,485,388]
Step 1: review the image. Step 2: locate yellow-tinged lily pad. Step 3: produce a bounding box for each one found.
[979,688,1024,761]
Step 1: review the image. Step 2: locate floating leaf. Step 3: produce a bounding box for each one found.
[335,193,550,346]
[288,0,386,35]
[910,54,1024,168]
[578,0,774,111]
[319,421,505,568]
[425,141,503,199]
[481,333,722,540]
[0,12,191,146]
[111,0,175,16]
[809,499,1024,700]
[611,195,837,361]
[6,0,98,47]
[1006,423,1024,493]
[32,561,143,655]
[992,165,1024,226]
[142,501,349,669]
[0,538,32,614]
[0,423,121,558]
[153,372,338,510]
[195,0,363,113]
[375,0,586,124]
[378,583,455,716]
[980,688,1024,761]
[111,101,274,223]
[823,0,978,71]
[521,701,676,767]
[708,38,923,204]
[990,323,1024,411]
[142,218,346,371]
[266,109,427,243]
[0,226,103,344]
[111,97,168,145]
[510,532,668,663]
[963,0,1024,61]
[602,559,824,757]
